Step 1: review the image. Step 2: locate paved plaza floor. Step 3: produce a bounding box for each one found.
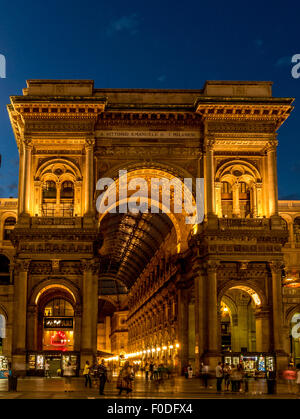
[0,375,299,399]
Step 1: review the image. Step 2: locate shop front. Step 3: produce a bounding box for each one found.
[0,355,8,378]
[27,352,80,376]
[222,352,276,377]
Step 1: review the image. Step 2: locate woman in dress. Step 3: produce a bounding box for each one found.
[117,361,134,396]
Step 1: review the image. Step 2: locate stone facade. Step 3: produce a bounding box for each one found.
[0,80,299,374]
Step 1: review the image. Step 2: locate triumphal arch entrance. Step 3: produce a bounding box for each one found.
[7,79,293,375]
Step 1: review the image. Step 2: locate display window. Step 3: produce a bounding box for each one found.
[42,299,74,351]
[0,356,8,378]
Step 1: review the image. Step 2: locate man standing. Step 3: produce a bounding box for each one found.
[97,359,108,396]
[215,362,223,392]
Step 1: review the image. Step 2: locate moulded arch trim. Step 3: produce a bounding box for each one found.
[0,304,8,320]
[36,158,82,180]
[216,160,261,183]
[102,160,196,187]
[218,280,266,307]
[285,304,300,326]
[30,278,81,306]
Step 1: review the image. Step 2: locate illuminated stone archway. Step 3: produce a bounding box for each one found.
[218,281,268,353]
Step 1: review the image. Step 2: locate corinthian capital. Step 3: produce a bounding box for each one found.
[85,136,95,149]
[270,261,284,274]
[15,259,31,273]
[81,258,100,274]
[205,135,215,152]
[265,139,278,153]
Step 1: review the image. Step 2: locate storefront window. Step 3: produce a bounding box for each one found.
[43,299,74,351]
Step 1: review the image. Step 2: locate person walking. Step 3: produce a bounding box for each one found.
[223,363,231,391]
[201,363,210,389]
[150,362,154,380]
[145,363,150,380]
[97,359,108,395]
[215,362,223,392]
[283,364,297,394]
[188,364,193,378]
[83,360,92,388]
[64,362,75,392]
[45,360,50,378]
[117,361,134,396]
[296,363,300,394]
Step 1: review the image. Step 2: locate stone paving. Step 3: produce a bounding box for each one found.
[0,375,299,399]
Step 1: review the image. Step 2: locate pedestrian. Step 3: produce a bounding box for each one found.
[230,366,239,392]
[153,363,158,380]
[117,361,134,396]
[145,362,150,380]
[201,362,210,388]
[188,364,193,378]
[183,365,188,379]
[223,363,231,391]
[45,360,50,378]
[283,364,297,394]
[215,362,223,392]
[64,362,75,392]
[150,361,154,380]
[83,360,92,388]
[296,363,300,394]
[97,359,108,395]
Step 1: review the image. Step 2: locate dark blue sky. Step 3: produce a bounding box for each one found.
[0,0,300,199]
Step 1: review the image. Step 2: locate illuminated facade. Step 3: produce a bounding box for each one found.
[0,80,299,375]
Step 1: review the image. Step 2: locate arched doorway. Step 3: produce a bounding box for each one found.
[219,284,275,374]
[27,285,80,377]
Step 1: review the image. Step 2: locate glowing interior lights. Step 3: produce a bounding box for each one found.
[157,347,161,352]
[169,345,174,349]
[162,346,167,350]
[175,343,180,348]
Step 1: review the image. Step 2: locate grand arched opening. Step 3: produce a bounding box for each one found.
[219,284,275,374]
[27,285,80,376]
[96,167,195,370]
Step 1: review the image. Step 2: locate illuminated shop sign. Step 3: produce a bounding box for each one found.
[44,318,73,329]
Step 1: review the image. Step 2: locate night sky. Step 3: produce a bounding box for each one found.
[0,0,300,199]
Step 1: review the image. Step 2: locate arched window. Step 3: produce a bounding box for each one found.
[3,217,16,241]
[294,217,300,242]
[0,255,10,284]
[42,181,56,201]
[44,299,74,317]
[60,181,74,200]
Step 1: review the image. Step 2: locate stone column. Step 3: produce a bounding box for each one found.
[19,138,32,217]
[205,136,215,216]
[26,304,38,351]
[255,307,271,352]
[266,139,279,217]
[205,261,220,368]
[18,144,24,215]
[256,182,263,217]
[270,262,288,371]
[80,259,99,369]
[251,184,258,217]
[84,138,95,216]
[12,260,30,374]
[232,182,240,217]
[177,287,189,372]
[194,269,205,374]
[74,304,82,352]
[215,182,222,218]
